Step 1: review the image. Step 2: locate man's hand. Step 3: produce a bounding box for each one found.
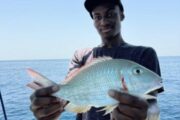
[108,89,148,120]
[30,85,67,120]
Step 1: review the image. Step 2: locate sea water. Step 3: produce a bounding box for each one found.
[0,57,180,120]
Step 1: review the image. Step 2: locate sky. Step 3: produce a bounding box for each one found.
[0,0,180,60]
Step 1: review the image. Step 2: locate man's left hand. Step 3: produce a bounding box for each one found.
[108,89,148,120]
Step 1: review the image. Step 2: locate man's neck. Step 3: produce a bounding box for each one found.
[101,33,124,48]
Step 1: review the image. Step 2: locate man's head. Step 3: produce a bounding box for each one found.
[84,0,125,41]
[84,0,124,20]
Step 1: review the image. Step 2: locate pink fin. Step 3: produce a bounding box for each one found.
[61,68,81,85]
[27,68,48,80]
[121,76,128,91]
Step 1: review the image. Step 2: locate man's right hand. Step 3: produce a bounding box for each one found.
[30,85,67,120]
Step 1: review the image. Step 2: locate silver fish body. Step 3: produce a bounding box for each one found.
[27,58,163,114]
[55,58,162,107]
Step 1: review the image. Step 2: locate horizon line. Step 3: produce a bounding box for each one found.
[0,56,180,62]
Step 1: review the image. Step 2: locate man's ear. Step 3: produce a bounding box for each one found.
[121,13,125,21]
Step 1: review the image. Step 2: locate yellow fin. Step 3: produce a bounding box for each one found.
[98,104,118,115]
[65,103,91,113]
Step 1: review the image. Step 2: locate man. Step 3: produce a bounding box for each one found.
[29,0,163,120]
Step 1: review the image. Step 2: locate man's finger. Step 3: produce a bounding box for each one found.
[108,89,148,108]
[32,97,60,106]
[38,109,62,120]
[35,85,59,97]
[30,104,41,112]
[111,108,131,120]
[34,102,63,118]
[117,103,147,119]
[30,93,35,101]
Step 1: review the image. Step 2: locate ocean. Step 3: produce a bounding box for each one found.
[0,57,180,120]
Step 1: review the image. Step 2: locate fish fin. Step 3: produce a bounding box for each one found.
[61,56,112,85]
[142,94,157,100]
[89,56,112,65]
[60,68,80,85]
[145,115,160,120]
[27,68,57,87]
[145,102,160,120]
[27,82,42,90]
[121,76,129,92]
[98,104,118,115]
[81,56,112,72]
[65,103,91,113]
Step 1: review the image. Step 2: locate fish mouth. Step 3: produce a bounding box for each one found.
[144,85,163,100]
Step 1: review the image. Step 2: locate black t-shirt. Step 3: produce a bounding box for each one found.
[68,43,163,120]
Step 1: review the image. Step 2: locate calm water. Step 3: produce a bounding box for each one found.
[0,57,180,120]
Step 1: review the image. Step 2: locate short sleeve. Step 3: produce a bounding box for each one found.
[67,48,93,77]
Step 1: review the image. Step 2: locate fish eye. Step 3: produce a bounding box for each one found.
[133,68,143,75]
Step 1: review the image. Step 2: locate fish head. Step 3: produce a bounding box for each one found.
[120,60,163,98]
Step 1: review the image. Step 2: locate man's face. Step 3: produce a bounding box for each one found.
[92,4,122,39]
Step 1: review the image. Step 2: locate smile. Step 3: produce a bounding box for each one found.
[101,28,112,33]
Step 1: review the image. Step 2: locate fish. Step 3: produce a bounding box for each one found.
[27,57,163,114]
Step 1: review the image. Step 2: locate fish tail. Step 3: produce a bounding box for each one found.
[26,68,57,89]
[26,82,42,90]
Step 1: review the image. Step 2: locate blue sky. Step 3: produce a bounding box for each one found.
[0,0,180,60]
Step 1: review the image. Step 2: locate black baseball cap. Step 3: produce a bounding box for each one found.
[84,0,124,18]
